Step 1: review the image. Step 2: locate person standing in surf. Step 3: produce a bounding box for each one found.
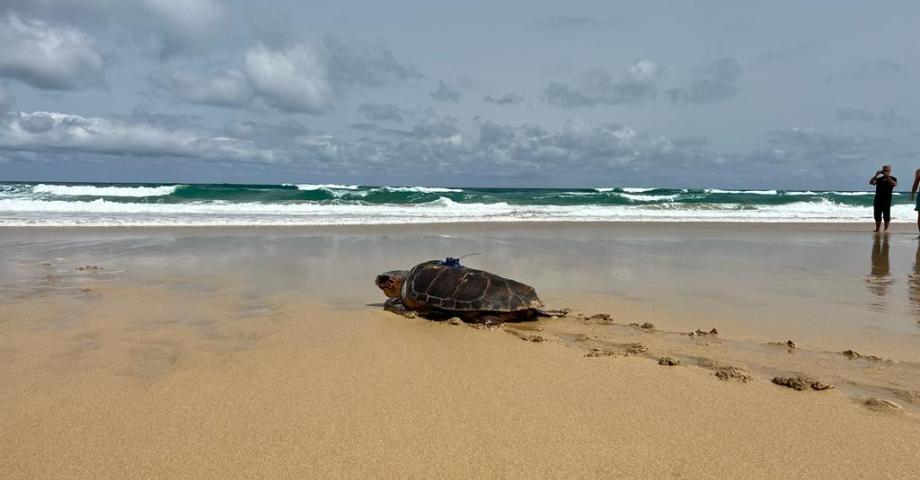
[870,165,897,232]
[910,167,920,235]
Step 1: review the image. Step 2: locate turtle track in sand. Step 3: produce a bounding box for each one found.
[469,309,920,418]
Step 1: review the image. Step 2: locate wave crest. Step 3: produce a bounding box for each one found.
[32,184,181,197]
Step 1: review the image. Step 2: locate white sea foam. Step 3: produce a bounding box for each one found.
[830,191,886,196]
[32,184,181,197]
[621,187,656,193]
[291,184,360,190]
[594,188,616,192]
[377,186,463,193]
[705,189,778,195]
[0,197,912,226]
[620,193,680,202]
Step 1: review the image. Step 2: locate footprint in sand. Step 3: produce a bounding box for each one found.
[585,348,625,358]
[863,397,904,413]
[518,334,546,343]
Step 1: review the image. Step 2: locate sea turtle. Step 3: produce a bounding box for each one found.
[374,258,567,323]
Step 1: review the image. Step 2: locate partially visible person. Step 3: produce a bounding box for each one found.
[870,165,897,232]
[911,167,920,235]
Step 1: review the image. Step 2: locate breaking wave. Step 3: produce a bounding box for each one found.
[0,182,912,226]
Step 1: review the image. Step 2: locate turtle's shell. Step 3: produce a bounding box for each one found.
[401,260,544,312]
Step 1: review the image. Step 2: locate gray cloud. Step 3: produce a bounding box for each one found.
[243,41,333,113]
[0,102,900,188]
[376,114,461,141]
[149,41,330,112]
[360,116,704,177]
[430,80,462,102]
[0,13,105,91]
[124,106,203,129]
[833,60,908,81]
[222,118,310,142]
[151,35,417,113]
[536,15,601,30]
[668,57,743,104]
[484,93,525,106]
[356,102,408,122]
[765,127,886,163]
[544,59,661,108]
[324,36,422,87]
[0,83,12,112]
[149,67,253,108]
[348,122,379,132]
[835,108,910,129]
[141,0,229,58]
[0,110,274,161]
[0,0,121,24]
[755,42,815,64]
[1,1,229,58]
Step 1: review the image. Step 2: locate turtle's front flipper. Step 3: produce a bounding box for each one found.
[535,308,570,317]
[384,297,414,317]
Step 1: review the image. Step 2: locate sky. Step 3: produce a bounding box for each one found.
[0,0,917,189]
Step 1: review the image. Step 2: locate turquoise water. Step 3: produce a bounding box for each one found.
[0,182,914,226]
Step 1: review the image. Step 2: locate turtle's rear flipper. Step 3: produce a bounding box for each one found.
[535,308,569,317]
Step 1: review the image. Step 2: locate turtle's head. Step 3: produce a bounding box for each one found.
[375,270,408,298]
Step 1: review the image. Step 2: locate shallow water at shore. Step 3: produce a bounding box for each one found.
[3,223,918,346]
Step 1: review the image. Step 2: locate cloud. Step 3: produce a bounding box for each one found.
[324,35,422,87]
[536,15,601,30]
[764,127,886,163]
[4,104,890,187]
[1,0,229,58]
[357,102,407,122]
[430,80,462,102]
[0,13,105,91]
[668,57,742,104]
[0,83,12,112]
[755,42,815,64]
[310,114,725,181]
[140,0,228,58]
[151,35,417,113]
[545,59,661,108]
[484,93,525,105]
[0,110,274,161]
[243,42,333,113]
[348,122,379,132]
[835,108,910,129]
[149,67,253,108]
[222,118,310,142]
[832,60,908,81]
[149,41,333,113]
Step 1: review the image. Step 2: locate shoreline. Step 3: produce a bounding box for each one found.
[1,220,917,234]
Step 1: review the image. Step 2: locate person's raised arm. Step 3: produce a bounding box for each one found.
[870,170,881,185]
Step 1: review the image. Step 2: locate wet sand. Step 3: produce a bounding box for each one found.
[1,223,919,478]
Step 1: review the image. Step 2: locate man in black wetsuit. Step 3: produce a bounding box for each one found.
[869,165,897,232]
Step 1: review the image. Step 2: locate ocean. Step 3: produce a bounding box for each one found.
[0,182,914,226]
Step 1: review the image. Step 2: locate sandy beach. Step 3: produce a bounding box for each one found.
[1,223,919,479]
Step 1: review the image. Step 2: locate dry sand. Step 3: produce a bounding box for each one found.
[1,224,919,479]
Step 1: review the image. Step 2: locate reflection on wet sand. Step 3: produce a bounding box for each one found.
[909,242,920,319]
[866,234,892,304]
